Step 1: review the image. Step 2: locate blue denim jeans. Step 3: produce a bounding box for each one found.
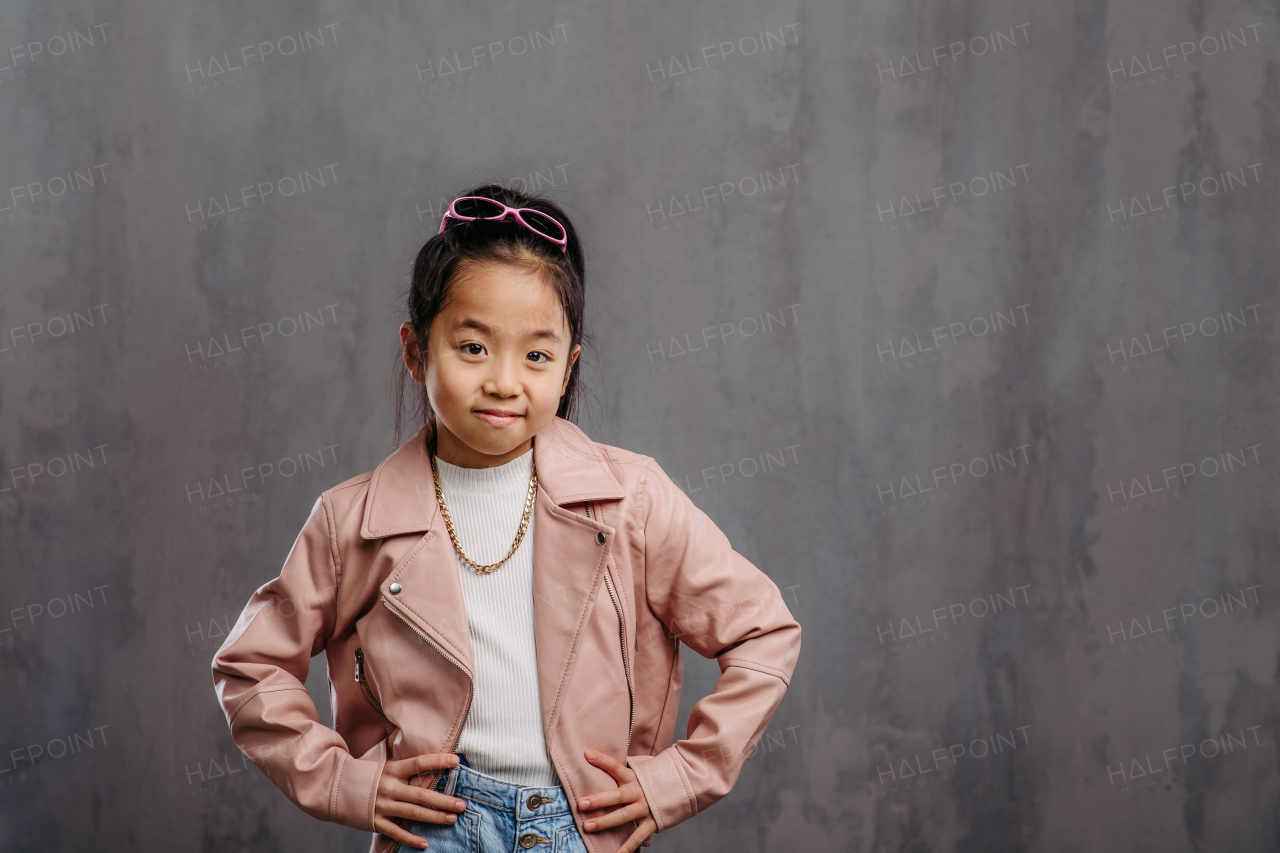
[407,756,589,853]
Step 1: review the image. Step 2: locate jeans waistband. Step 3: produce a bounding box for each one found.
[435,757,572,819]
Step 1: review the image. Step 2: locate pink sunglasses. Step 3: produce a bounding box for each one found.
[437,196,568,253]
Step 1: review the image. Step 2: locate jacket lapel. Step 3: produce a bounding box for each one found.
[359,423,440,539]
[360,422,472,669]
[358,417,628,718]
[526,419,628,738]
[530,490,611,734]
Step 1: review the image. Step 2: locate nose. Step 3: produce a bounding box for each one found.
[484,352,523,398]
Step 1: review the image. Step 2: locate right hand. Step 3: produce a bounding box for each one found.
[374,753,468,850]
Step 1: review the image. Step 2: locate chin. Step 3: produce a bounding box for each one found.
[467,427,530,455]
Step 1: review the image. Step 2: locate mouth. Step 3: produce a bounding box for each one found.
[474,409,523,428]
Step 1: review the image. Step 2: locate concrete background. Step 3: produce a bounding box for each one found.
[1,1,1277,850]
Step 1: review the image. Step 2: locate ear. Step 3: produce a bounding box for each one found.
[560,344,581,396]
[400,322,426,383]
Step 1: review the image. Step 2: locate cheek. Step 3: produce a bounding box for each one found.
[531,366,571,405]
[426,359,469,405]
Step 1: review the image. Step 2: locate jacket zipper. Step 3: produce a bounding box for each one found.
[587,502,635,757]
[380,597,474,752]
[353,648,384,714]
[381,597,473,853]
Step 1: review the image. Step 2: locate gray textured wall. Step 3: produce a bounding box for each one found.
[1,1,1277,851]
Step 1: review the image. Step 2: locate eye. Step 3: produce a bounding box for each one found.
[461,342,486,356]
[527,351,550,363]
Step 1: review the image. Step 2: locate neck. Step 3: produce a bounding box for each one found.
[432,421,532,468]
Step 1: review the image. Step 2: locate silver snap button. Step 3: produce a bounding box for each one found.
[596,531,606,544]
[389,582,402,594]
[518,833,538,849]
[526,793,544,809]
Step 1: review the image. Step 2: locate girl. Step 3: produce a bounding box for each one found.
[212,184,801,853]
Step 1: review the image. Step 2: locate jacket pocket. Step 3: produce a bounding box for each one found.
[354,647,384,715]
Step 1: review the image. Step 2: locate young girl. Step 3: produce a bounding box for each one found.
[212,184,801,853]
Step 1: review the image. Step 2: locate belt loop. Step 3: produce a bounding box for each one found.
[443,765,459,798]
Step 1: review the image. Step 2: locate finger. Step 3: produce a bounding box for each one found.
[583,802,648,832]
[396,782,469,813]
[387,752,459,779]
[384,799,461,826]
[383,756,423,778]
[616,818,658,853]
[578,784,632,811]
[390,752,461,776]
[374,816,429,850]
[411,752,462,775]
[584,749,634,784]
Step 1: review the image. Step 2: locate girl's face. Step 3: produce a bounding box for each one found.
[401,261,580,468]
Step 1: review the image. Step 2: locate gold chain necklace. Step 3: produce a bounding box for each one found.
[429,437,538,574]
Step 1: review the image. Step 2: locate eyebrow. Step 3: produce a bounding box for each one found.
[451,317,562,342]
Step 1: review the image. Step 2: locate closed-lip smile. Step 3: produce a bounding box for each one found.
[474,409,522,427]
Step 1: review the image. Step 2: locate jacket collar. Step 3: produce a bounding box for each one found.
[359,417,625,539]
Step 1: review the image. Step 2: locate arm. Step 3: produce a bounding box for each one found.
[626,457,802,833]
[210,494,385,831]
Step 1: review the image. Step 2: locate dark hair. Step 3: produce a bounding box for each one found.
[394,182,590,443]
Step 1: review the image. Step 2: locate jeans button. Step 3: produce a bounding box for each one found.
[526,793,543,809]
[519,833,539,849]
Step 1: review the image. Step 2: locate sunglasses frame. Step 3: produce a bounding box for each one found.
[437,196,569,253]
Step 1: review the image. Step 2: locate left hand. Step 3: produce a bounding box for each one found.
[577,749,658,852]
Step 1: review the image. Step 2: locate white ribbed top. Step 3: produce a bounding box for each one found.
[434,447,560,787]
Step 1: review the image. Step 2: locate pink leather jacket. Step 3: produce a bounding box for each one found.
[211,417,801,853]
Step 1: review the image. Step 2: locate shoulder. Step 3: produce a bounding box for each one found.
[566,426,680,506]
[591,440,663,485]
[327,470,374,495]
[315,470,374,530]
[547,418,660,481]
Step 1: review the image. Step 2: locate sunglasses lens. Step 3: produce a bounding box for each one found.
[453,197,505,219]
[521,210,566,241]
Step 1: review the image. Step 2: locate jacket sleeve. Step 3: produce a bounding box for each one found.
[626,457,802,833]
[211,494,385,831]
